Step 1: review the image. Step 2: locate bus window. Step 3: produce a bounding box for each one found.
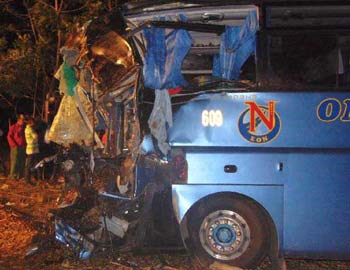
[258,4,350,91]
[258,33,350,90]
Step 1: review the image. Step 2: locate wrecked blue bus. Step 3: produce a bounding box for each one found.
[46,1,350,270]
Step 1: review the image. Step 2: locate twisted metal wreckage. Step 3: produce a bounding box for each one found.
[38,4,262,269]
[45,10,196,259]
[46,12,163,258]
[24,2,350,270]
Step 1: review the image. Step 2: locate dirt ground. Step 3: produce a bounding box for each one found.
[0,176,350,270]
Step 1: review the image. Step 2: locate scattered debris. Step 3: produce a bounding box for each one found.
[209,261,243,270]
[0,184,8,190]
[0,177,349,270]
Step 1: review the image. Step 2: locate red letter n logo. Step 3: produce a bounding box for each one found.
[244,101,277,133]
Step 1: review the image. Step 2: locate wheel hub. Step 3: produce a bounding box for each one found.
[213,224,236,246]
[199,210,251,261]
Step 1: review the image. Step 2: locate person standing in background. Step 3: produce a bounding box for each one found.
[24,117,39,185]
[7,115,26,180]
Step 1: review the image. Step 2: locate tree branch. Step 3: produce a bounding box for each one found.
[23,0,38,43]
[0,94,15,108]
[58,0,64,14]
[3,4,28,20]
[36,0,56,11]
[61,0,90,14]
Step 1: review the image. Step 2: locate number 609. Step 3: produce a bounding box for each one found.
[201,110,223,127]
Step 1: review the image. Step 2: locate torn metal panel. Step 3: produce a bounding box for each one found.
[101,216,129,238]
[45,7,137,152]
[100,66,141,101]
[51,155,183,259]
[55,217,95,260]
[91,31,134,70]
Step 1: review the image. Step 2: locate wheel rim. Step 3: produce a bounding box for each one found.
[199,210,251,261]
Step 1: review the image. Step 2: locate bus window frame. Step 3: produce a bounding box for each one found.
[256,28,350,92]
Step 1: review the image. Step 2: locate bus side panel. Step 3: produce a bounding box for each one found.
[174,150,350,259]
[172,184,284,251]
[284,152,350,259]
[185,150,287,185]
[169,92,350,149]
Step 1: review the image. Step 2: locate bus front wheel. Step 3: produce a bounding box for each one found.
[187,196,270,269]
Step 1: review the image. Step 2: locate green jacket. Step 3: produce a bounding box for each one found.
[25,125,39,155]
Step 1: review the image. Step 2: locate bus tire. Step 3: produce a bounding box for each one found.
[187,195,270,269]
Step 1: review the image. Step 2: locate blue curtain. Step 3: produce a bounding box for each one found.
[143,15,192,155]
[143,15,192,90]
[213,10,258,80]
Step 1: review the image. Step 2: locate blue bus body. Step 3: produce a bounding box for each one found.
[51,2,350,268]
[168,92,350,259]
